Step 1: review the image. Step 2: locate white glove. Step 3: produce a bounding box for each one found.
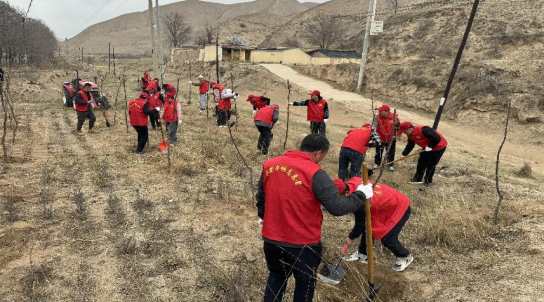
[258,218,263,226]
[425,146,433,152]
[356,184,374,199]
[178,120,182,125]
[324,119,328,123]
[155,107,160,112]
[188,81,192,84]
[288,102,294,105]
[253,110,257,115]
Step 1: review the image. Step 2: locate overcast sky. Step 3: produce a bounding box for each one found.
[9,0,328,39]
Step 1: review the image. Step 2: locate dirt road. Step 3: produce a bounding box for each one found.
[262,64,544,176]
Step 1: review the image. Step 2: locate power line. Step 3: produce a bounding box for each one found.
[103,0,132,20]
[69,0,117,38]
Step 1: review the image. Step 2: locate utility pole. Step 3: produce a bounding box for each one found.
[155,0,165,87]
[432,0,480,130]
[113,46,116,76]
[81,47,84,63]
[148,0,159,77]
[356,0,378,92]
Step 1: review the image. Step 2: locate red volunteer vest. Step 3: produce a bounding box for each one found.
[199,80,209,94]
[218,97,231,110]
[254,106,275,126]
[262,151,324,245]
[347,178,410,240]
[75,90,90,112]
[307,99,327,122]
[129,98,148,126]
[341,126,372,154]
[163,100,179,123]
[147,92,162,110]
[376,113,399,142]
[249,96,268,109]
[164,83,177,102]
[408,126,448,151]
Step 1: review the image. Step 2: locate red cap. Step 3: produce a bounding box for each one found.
[332,179,348,195]
[308,90,321,96]
[362,123,371,128]
[139,92,149,99]
[247,94,255,102]
[375,104,391,111]
[272,104,280,109]
[397,121,413,134]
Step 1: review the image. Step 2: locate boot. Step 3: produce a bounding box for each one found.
[88,128,98,133]
[77,130,84,136]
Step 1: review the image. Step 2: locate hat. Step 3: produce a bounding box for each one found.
[308,90,321,96]
[272,104,280,109]
[397,121,413,134]
[197,75,204,79]
[332,179,348,195]
[139,92,149,99]
[247,94,255,101]
[375,104,391,111]
[362,123,371,128]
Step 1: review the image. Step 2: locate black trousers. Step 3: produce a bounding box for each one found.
[149,110,160,129]
[76,110,96,131]
[375,141,396,166]
[358,206,411,258]
[263,242,322,302]
[415,147,446,184]
[217,110,228,126]
[338,147,365,181]
[133,126,148,152]
[256,125,273,155]
[309,121,326,136]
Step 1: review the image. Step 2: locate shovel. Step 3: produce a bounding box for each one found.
[158,122,169,152]
[317,243,349,285]
[379,149,425,168]
[99,106,111,129]
[362,162,382,301]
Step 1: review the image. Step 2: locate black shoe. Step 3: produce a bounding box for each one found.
[419,182,432,191]
[407,178,423,184]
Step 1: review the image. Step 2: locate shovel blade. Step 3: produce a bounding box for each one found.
[317,262,348,285]
[365,283,382,302]
[159,141,169,152]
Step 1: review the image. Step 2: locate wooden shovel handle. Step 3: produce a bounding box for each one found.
[362,163,375,285]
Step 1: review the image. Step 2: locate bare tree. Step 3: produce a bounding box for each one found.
[163,12,192,48]
[195,21,217,46]
[386,0,401,14]
[304,18,345,49]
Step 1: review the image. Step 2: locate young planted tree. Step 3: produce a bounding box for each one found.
[304,17,345,49]
[163,12,192,48]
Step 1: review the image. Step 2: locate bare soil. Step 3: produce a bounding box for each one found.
[0,59,543,301]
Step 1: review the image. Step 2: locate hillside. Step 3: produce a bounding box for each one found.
[265,0,544,132]
[63,0,311,57]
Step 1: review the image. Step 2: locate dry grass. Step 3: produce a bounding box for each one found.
[516,162,533,178]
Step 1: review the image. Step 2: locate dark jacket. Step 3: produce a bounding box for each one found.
[402,127,442,156]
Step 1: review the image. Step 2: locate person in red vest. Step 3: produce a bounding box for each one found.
[256,134,374,302]
[74,83,98,136]
[128,93,155,155]
[162,82,177,102]
[398,121,448,188]
[160,93,182,145]
[189,75,209,113]
[254,104,279,155]
[338,124,381,180]
[332,175,413,272]
[217,88,237,127]
[373,104,401,172]
[246,94,271,115]
[211,82,224,118]
[289,90,329,136]
[141,72,151,91]
[146,85,162,130]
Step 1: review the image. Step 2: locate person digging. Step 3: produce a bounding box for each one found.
[289,90,329,136]
[256,134,373,302]
[74,83,98,136]
[128,93,155,155]
[338,124,381,181]
[373,104,401,172]
[189,75,209,113]
[247,94,271,115]
[398,121,448,188]
[217,88,238,127]
[254,104,279,155]
[160,92,182,146]
[145,84,163,130]
[332,174,413,272]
